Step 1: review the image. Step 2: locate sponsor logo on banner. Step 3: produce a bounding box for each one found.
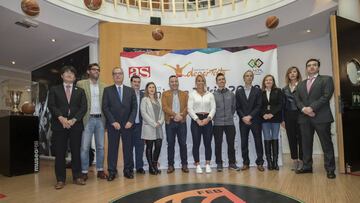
[129,66,151,78]
[248,58,264,75]
[154,187,246,203]
[164,62,230,77]
[34,141,39,172]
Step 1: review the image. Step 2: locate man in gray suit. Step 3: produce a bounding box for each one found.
[295,58,336,179]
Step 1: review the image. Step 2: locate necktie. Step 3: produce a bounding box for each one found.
[65,85,71,103]
[306,77,315,93]
[118,86,122,102]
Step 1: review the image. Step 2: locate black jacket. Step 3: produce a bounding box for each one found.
[235,86,262,124]
[48,84,87,131]
[261,88,283,123]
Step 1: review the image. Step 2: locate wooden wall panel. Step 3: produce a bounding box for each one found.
[99,22,207,85]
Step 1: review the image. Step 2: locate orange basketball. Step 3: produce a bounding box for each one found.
[266,16,279,29]
[21,102,35,115]
[84,0,102,11]
[152,28,164,41]
[21,0,40,16]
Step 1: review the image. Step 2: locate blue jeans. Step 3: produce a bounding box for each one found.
[132,123,144,170]
[166,121,188,166]
[262,122,280,140]
[80,117,105,173]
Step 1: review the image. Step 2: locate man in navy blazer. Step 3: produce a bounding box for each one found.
[48,66,87,189]
[102,67,137,180]
[235,70,265,171]
[130,75,145,174]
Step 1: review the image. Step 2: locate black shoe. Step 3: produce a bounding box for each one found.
[136,168,146,174]
[229,164,240,171]
[124,172,134,179]
[327,171,336,179]
[217,164,223,172]
[107,174,116,181]
[295,168,313,174]
[81,173,88,181]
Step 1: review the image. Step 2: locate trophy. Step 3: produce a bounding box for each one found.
[9,90,22,113]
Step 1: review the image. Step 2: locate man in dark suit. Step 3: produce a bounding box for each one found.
[130,75,145,174]
[48,66,87,189]
[102,67,137,180]
[235,70,265,172]
[295,58,336,179]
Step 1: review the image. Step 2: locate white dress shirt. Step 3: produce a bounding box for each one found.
[89,81,101,114]
[188,90,216,120]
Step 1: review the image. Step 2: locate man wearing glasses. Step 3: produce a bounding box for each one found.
[77,63,108,181]
[102,67,138,180]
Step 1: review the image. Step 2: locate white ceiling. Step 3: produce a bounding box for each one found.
[0,0,338,72]
[0,5,97,72]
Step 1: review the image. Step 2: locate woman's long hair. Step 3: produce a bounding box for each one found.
[285,66,302,85]
[144,82,158,100]
[262,74,277,90]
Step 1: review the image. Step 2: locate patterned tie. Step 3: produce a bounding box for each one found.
[65,85,71,103]
[118,86,122,102]
[306,77,315,93]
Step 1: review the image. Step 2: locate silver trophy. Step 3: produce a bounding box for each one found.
[9,90,22,113]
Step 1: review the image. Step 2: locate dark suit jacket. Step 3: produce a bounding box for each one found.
[295,75,334,124]
[235,86,262,124]
[135,91,144,124]
[102,84,137,128]
[261,88,283,123]
[48,84,87,131]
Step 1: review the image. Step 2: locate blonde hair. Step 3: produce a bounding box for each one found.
[285,66,302,85]
[195,74,206,91]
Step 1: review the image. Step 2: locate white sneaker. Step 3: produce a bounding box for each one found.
[205,164,212,173]
[196,165,203,174]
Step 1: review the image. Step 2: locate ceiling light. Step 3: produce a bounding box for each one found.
[51,38,56,42]
[11,61,15,65]
[306,29,311,33]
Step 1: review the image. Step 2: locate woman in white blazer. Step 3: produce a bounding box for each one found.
[141,82,164,175]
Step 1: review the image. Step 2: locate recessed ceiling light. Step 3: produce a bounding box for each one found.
[306,29,311,33]
[51,38,56,42]
[11,61,15,65]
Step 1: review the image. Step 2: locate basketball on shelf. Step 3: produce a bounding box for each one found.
[152,28,164,41]
[21,0,40,16]
[84,0,102,11]
[266,16,279,29]
[21,102,35,115]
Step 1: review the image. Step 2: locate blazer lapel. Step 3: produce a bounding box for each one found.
[69,86,77,105]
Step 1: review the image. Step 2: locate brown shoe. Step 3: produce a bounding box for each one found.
[97,171,108,179]
[167,165,175,174]
[54,181,65,190]
[181,165,189,173]
[73,178,86,185]
[241,165,250,171]
[257,165,265,172]
[81,173,88,181]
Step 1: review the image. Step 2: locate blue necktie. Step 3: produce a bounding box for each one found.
[117,86,122,102]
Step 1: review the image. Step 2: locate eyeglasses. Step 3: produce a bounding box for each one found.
[90,68,100,72]
[113,72,124,75]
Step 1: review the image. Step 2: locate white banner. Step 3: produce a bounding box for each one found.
[121,46,282,169]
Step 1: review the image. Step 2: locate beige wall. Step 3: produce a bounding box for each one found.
[99,22,207,85]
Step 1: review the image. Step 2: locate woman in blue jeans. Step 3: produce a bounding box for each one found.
[261,74,283,170]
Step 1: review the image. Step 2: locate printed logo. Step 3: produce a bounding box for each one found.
[154,187,246,203]
[248,58,264,75]
[129,66,151,78]
[164,62,229,77]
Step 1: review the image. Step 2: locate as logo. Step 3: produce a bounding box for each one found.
[129,66,151,78]
[154,187,246,203]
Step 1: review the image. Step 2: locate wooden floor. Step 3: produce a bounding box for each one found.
[1,155,360,203]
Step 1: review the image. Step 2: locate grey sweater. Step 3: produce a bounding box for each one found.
[213,88,236,126]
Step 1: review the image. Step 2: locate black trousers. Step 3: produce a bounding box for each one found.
[53,128,82,182]
[145,139,162,163]
[284,110,303,160]
[239,122,264,165]
[300,120,335,172]
[213,125,236,165]
[107,126,134,175]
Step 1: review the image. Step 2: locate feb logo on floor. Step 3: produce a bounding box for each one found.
[110,183,303,203]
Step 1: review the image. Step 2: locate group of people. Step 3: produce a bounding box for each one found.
[48,58,336,190]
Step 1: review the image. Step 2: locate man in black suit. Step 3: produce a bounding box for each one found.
[235,70,265,172]
[102,67,137,180]
[295,58,336,179]
[48,66,87,189]
[130,75,145,174]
